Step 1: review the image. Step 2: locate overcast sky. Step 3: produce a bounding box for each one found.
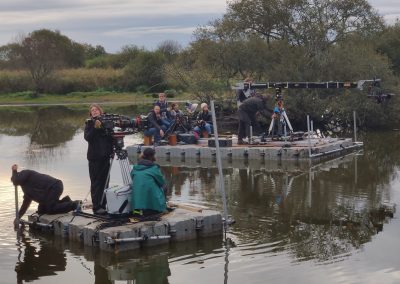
[0,0,399,53]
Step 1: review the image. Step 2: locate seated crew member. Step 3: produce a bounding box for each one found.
[167,103,190,134]
[193,103,213,137]
[144,105,167,145]
[169,103,183,120]
[154,92,171,128]
[130,148,167,215]
[11,164,80,227]
[237,94,272,145]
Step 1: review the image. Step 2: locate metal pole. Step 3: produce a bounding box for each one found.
[353,111,357,142]
[15,185,19,226]
[210,101,229,230]
[307,115,312,158]
[308,167,312,208]
[311,120,314,135]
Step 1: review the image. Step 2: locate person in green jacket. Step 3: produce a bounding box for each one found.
[131,148,167,215]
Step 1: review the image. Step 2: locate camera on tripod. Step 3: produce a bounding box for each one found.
[86,113,149,155]
[94,114,136,135]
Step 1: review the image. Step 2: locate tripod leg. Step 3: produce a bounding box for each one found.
[282,111,294,132]
[119,158,132,185]
[100,156,114,207]
[268,118,274,136]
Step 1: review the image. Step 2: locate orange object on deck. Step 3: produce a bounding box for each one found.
[144,136,153,146]
[168,134,177,146]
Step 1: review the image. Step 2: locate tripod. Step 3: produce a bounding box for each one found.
[268,109,293,139]
[268,91,293,140]
[165,114,190,136]
[100,133,132,206]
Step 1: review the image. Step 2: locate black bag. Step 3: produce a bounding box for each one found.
[208,139,232,147]
[177,133,198,144]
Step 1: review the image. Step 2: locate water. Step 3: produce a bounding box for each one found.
[0,105,399,284]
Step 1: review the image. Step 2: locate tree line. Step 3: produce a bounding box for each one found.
[1,0,400,130]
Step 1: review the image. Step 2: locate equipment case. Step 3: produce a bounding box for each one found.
[177,133,198,144]
[105,185,132,215]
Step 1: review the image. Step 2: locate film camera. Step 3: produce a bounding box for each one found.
[87,113,147,153]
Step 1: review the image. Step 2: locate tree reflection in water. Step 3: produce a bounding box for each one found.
[148,141,396,263]
[2,106,398,278]
[15,230,66,283]
[0,105,147,167]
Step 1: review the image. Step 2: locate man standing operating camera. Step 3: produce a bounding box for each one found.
[84,104,113,215]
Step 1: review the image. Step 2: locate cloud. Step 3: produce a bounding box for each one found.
[0,0,399,52]
[0,0,226,51]
[369,0,400,22]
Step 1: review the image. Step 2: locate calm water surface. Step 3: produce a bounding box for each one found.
[0,105,399,284]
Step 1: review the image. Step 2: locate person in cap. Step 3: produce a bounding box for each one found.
[193,103,213,137]
[11,164,80,227]
[130,148,167,215]
[237,94,272,144]
[236,77,256,106]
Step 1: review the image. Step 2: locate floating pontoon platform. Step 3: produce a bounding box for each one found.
[23,203,222,253]
[127,137,363,161]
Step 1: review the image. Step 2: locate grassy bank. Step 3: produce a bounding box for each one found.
[0,91,190,105]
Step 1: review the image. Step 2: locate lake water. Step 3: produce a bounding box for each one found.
[0,105,399,284]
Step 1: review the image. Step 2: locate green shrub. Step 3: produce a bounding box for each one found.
[164,89,176,98]
[0,70,34,93]
[48,68,124,94]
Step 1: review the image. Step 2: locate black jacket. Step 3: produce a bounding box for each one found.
[238,96,272,116]
[238,96,272,125]
[197,111,213,124]
[147,111,163,130]
[11,170,60,204]
[84,119,113,161]
[154,100,170,119]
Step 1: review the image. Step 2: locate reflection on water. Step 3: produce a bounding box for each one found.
[0,106,399,283]
[156,152,394,264]
[15,231,66,283]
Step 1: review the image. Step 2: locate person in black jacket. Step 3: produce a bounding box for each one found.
[193,103,213,137]
[237,95,272,144]
[153,92,171,128]
[84,104,113,214]
[236,78,256,106]
[144,105,168,145]
[11,164,79,227]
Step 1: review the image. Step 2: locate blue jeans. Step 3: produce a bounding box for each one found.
[194,123,212,136]
[144,126,167,143]
[161,118,171,129]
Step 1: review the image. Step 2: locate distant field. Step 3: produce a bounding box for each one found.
[0,91,190,105]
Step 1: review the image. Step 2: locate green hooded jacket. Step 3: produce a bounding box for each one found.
[130,159,166,212]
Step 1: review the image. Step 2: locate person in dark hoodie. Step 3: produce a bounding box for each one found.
[130,148,167,215]
[237,94,272,144]
[84,103,113,215]
[11,164,80,227]
[144,105,168,145]
[153,92,171,128]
